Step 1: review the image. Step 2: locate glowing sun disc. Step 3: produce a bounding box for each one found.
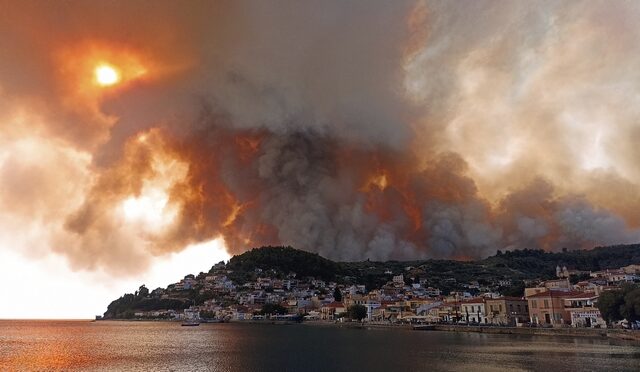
[95,65,120,86]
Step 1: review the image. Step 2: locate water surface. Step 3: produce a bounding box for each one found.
[1,320,638,371]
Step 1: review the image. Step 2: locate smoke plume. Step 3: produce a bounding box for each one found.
[2,0,640,274]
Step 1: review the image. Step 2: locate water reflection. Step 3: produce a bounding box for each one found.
[0,320,638,371]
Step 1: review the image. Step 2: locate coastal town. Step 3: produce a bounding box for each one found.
[102,248,640,330]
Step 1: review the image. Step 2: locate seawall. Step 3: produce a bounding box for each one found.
[433,324,640,342]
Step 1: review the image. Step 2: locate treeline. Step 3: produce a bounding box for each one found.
[485,244,640,275]
[103,285,190,319]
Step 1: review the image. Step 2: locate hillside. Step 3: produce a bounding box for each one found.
[103,243,640,318]
[225,246,341,283]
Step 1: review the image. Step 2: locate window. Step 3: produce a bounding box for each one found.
[531,300,537,309]
[543,299,549,308]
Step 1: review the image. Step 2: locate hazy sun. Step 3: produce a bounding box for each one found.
[95,64,120,86]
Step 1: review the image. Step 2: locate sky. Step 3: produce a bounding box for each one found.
[2,1,640,318]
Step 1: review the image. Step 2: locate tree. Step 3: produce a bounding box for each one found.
[259,303,288,315]
[597,289,625,323]
[138,285,149,298]
[501,280,525,297]
[333,287,342,302]
[597,284,639,324]
[348,304,367,321]
[569,273,590,285]
[621,287,640,323]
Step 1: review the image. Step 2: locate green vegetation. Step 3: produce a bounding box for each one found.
[499,280,525,297]
[224,246,341,284]
[347,304,367,321]
[597,284,640,324]
[333,287,342,302]
[258,303,288,315]
[104,289,189,319]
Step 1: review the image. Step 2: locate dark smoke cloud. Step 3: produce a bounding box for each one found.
[1,1,640,274]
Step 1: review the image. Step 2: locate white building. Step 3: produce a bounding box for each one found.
[564,295,606,328]
[392,274,404,285]
[460,298,488,324]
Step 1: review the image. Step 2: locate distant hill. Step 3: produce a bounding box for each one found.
[103,243,640,318]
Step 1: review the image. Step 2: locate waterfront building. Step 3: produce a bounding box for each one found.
[460,298,488,324]
[320,302,346,320]
[564,295,606,328]
[485,297,529,326]
[526,290,582,325]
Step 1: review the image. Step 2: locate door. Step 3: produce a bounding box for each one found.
[544,313,551,324]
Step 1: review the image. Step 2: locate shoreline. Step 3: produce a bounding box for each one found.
[96,319,640,343]
[300,321,640,343]
[429,324,640,342]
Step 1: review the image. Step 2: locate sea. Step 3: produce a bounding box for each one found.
[0,320,638,371]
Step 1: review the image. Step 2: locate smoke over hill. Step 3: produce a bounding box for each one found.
[2,1,640,274]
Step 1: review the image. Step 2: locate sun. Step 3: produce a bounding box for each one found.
[94,64,120,86]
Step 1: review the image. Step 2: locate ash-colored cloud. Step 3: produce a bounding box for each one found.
[1,1,640,273]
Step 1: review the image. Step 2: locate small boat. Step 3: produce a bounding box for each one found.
[181,320,200,326]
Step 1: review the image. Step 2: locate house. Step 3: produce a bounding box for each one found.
[460,298,488,324]
[573,281,600,294]
[564,295,606,328]
[541,278,571,290]
[526,290,583,325]
[416,301,443,317]
[375,301,409,322]
[607,271,638,284]
[343,293,366,308]
[622,264,640,275]
[320,302,346,320]
[589,269,637,283]
[485,297,529,326]
[363,300,382,321]
[428,301,462,323]
[392,274,405,285]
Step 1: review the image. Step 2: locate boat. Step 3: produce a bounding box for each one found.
[181,320,200,326]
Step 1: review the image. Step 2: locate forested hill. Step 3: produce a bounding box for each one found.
[226,246,341,282]
[482,244,640,276]
[225,244,640,288]
[103,244,640,318]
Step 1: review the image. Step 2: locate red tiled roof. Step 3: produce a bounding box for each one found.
[461,298,485,304]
